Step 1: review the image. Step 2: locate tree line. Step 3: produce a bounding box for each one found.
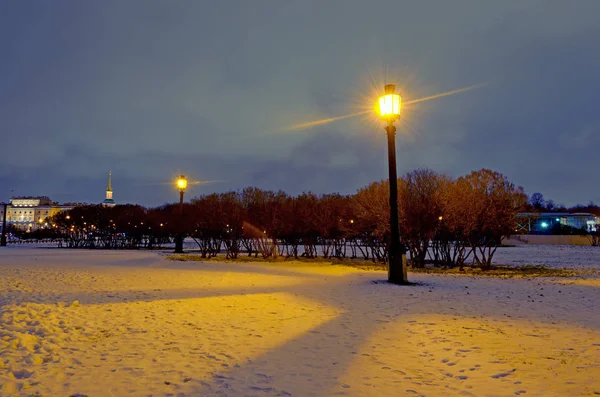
[525,191,600,215]
[16,168,530,269]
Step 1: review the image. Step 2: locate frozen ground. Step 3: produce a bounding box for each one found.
[493,244,600,271]
[0,245,598,397]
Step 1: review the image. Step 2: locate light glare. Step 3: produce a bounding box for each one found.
[278,81,487,133]
[378,93,401,118]
[176,175,188,191]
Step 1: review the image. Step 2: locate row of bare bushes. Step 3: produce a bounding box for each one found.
[37,168,525,268]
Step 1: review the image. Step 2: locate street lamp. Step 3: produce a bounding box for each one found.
[174,174,187,253]
[378,84,408,284]
[1,202,7,247]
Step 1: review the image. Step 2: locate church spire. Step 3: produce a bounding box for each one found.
[107,170,113,192]
[103,171,115,206]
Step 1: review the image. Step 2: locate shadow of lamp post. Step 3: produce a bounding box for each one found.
[378,84,409,284]
[174,175,188,254]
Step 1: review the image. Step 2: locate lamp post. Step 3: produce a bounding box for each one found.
[174,175,187,253]
[1,202,7,247]
[378,84,408,284]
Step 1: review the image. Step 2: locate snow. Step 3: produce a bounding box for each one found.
[493,244,600,271]
[0,245,599,396]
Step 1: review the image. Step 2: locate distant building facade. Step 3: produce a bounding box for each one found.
[0,196,75,233]
[516,212,600,234]
[1,173,117,235]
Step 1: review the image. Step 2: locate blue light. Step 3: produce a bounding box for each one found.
[541,222,548,228]
[556,218,560,222]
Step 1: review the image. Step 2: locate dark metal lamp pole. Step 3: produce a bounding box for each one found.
[1,202,7,247]
[380,84,408,284]
[174,175,187,253]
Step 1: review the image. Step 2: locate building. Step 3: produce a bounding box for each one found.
[1,174,116,235]
[516,212,600,234]
[102,171,116,207]
[0,196,74,233]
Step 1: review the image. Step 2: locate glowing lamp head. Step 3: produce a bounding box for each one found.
[176,175,188,191]
[378,84,401,121]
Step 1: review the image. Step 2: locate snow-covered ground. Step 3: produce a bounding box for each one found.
[0,245,598,397]
[493,244,600,271]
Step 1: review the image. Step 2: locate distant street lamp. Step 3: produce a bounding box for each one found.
[378,84,408,284]
[174,175,188,253]
[1,202,7,247]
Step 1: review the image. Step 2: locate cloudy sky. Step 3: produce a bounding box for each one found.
[1,0,599,207]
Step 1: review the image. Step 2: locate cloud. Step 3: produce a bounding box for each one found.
[1,0,599,207]
[560,123,600,149]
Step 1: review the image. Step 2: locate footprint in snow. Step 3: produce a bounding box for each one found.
[492,369,516,378]
[12,369,33,379]
[250,386,274,392]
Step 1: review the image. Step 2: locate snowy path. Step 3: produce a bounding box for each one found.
[0,247,599,397]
